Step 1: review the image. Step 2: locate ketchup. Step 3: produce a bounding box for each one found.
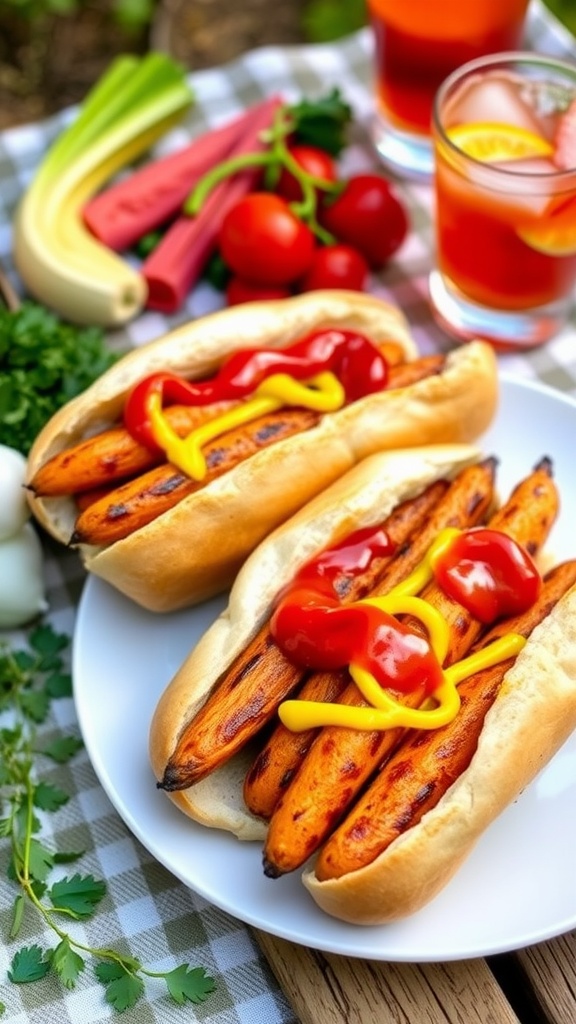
[270,523,543,701]
[123,328,388,451]
[432,527,542,624]
[270,524,445,697]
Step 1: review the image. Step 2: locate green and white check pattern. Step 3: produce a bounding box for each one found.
[0,3,575,1020]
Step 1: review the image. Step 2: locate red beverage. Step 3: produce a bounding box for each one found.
[368,0,529,177]
[369,0,529,135]
[430,53,576,349]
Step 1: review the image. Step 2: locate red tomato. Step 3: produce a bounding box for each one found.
[226,277,292,306]
[219,193,315,285]
[298,244,369,293]
[277,145,338,202]
[319,174,409,268]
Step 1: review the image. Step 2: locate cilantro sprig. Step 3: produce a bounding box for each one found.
[0,624,216,1015]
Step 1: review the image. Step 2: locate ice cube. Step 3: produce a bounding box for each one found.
[453,156,559,219]
[446,72,544,137]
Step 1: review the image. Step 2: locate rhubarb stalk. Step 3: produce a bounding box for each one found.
[142,95,283,313]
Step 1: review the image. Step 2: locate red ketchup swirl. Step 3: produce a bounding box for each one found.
[270,525,445,697]
[270,524,543,700]
[124,328,389,451]
[432,528,542,624]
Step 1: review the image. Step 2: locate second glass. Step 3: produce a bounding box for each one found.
[368,0,529,179]
[429,52,576,350]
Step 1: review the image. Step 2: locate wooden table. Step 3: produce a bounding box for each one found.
[255,927,576,1023]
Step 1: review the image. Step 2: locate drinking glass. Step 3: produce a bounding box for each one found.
[429,52,576,350]
[367,0,529,179]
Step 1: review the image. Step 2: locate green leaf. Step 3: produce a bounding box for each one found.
[10,649,36,673]
[34,781,69,812]
[102,970,145,1012]
[95,961,127,983]
[0,307,120,456]
[45,671,73,698]
[95,953,142,976]
[29,624,69,660]
[52,938,85,989]
[8,945,52,983]
[20,689,50,724]
[9,894,26,939]
[49,874,106,918]
[165,963,217,1005]
[53,849,85,864]
[40,734,83,763]
[28,838,55,882]
[0,817,11,837]
[289,88,353,156]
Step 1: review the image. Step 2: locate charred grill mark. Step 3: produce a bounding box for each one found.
[230,652,265,689]
[150,474,186,495]
[245,748,270,784]
[255,419,295,443]
[107,504,129,520]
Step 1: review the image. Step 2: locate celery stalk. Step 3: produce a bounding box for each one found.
[14,52,194,326]
[38,53,191,183]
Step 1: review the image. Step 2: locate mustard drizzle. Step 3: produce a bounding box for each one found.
[149,370,345,479]
[277,528,527,734]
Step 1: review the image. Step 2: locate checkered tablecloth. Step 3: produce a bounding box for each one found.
[0,4,575,1022]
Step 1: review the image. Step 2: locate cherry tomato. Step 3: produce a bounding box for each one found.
[298,244,369,293]
[219,193,316,285]
[226,277,292,306]
[277,144,338,202]
[319,174,409,268]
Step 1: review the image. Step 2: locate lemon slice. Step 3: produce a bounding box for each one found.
[447,122,554,162]
[518,197,576,255]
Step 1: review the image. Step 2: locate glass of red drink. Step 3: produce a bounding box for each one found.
[429,52,576,350]
[368,0,529,178]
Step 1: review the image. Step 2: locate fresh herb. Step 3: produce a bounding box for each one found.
[289,88,354,156]
[0,624,216,1015]
[0,302,120,456]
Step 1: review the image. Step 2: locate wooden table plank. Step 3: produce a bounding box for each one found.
[514,931,576,1024]
[254,931,521,1024]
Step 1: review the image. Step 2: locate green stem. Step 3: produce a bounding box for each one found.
[185,151,275,214]
[184,101,341,245]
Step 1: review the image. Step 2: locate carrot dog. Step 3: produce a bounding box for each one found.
[25,291,497,612]
[149,444,576,923]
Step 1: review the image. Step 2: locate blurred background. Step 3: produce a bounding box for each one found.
[0,0,574,130]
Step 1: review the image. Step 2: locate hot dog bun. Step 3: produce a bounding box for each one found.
[149,443,576,923]
[26,291,497,612]
[149,443,484,836]
[302,586,576,923]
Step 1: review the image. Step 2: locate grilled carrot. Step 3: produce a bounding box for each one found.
[29,401,238,497]
[315,559,576,880]
[71,408,320,546]
[30,344,434,501]
[159,479,450,793]
[262,459,558,878]
[243,460,496,820]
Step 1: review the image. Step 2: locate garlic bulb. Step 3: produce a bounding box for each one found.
[0,444,47,628]
[0,524,49,629]
[0,444,30,540]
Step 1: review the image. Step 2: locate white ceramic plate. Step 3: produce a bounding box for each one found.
[72,374,576,962]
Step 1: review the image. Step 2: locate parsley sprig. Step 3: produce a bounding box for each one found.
[0,624,216,1015]
[0,301,121,456]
